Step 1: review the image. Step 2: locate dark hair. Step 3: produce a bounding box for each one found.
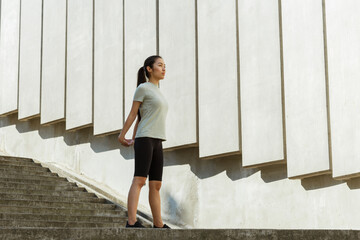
[137,55,162,87]
[136,55,162,121]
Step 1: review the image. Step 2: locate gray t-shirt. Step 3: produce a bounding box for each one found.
[133,82,168,141]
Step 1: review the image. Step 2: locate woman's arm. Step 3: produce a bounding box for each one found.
[132,118,140,140]
[118,101,141,146]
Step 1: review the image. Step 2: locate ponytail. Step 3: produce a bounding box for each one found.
[136,55,162,121]
[137,66,146,87]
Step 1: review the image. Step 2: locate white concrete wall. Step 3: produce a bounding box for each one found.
[66,0,93,131]
[41,0,66,125]
[0,0,20,116]
[18,0,42,120]
[1,115,360,229]
[238,0,284,167]
[2,0,360,230]
[197,0,240,158]
[159,0,197,149]
[124,0,156,141]
[93,0,123,136]
[282,0,330,178]
[325,0,360,179]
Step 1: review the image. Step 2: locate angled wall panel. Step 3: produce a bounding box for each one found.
[41,0,66,125]
[238,0,284,167]
[197,0,240,158]
[66,0,93,131]
[18,0,42,120]
[0,0,20,116]
[159,0,197,149]
[93,0,123,136]
[326,0,360,179]
[282,0,330,178]
[124,0,156,140]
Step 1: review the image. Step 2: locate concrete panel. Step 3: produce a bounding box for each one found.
[66,0,93,131]
[282,0,330,178]
[93,0,123,136]
[159,0,197,149]
[41,0,66,125]
[0,0,20,116]
[18,0,42,120]
[325,0,360,179]
[197,0,240,158]
[124,0,156,140]
[238,0,284,167]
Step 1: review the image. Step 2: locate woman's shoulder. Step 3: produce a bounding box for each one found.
[137,82,149,89]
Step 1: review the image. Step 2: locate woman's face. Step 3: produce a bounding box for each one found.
[148,58,166,80]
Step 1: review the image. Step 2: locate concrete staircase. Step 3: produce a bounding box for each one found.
[1,155,360,240]
[0,155,153,239]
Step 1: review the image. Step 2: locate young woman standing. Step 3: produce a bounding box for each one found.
[118,55,170,228]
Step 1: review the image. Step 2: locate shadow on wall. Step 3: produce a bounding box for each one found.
[260,164,288,183]
[164,147,259,181]
[1,113,260,181]
[0,113,20,128]
[347,177,360,190]
[5,114,353,187]
[162,190,192,228]
[301,174,345,190]
[0,113,135,160]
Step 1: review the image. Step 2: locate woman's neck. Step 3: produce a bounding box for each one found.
[148,78,159,87]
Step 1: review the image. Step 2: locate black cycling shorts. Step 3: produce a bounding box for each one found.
[133,137,164,181]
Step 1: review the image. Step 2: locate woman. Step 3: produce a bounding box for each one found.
[118,55,170,228]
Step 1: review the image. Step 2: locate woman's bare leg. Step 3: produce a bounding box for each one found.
[127,177,147,225]
[149,180,164,227]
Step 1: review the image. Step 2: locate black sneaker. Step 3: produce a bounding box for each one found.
[153,223,171,229]
[126,221,145,228]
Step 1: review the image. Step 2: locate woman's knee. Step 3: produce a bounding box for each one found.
[149,181,162,191]
[133,177,147,188]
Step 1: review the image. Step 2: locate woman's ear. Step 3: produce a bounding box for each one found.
[146,66,152,73]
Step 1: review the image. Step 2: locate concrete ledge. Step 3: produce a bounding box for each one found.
[0,228,359,240]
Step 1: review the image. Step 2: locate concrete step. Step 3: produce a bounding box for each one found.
[0,156,34,163]
[0,193,105,203]
[0,159,42,167]
[0,181,77,190]
[0,219,124,228]
[0,170,59,178]
[0,205,127,217]
[0,188,95,197]
[1,228,359,240]
[0,199,116,210]
[0,174,68,183]
[0,164,51,173]
[0,177,72,186]
[0,175,69,186]
[0,213,126,223]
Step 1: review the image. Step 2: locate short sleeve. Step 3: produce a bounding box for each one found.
[133,85,146,102]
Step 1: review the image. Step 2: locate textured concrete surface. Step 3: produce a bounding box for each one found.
[0,0,20,115]
[18,0,42,120]
[238,0,284,167]
[41,0,66,124]
[282,0,330,178]
[197,0,240,158]
[1,228,360,240]
[325,0,360,179]
[2,118,360,229]
[94,0,123,136]
[66,0,93,130]
[2,0,360,230]
[0,155,151,232]
[159,0,197,149]
[123,0,156,141]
